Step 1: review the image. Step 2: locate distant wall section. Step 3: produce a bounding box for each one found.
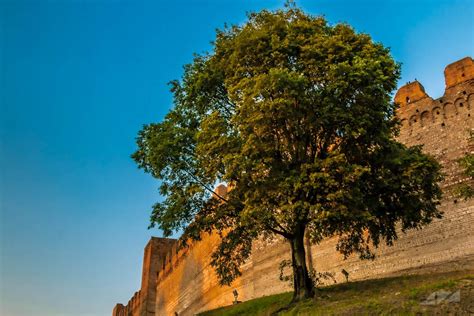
[112,237,176,316]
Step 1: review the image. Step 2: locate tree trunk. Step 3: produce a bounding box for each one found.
[289,227,314,301]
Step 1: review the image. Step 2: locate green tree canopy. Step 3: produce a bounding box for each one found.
[132,5,442,300]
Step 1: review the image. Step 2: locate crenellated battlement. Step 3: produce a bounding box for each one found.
[395,57,474,142]
[394,80,431,107]
[113,237,177,316]
[445,57,474,89]
[112,290,141,316]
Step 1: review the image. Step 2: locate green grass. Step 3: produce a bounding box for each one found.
[199,270,473,315]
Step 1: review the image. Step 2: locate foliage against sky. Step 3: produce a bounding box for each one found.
[133,6,443,295]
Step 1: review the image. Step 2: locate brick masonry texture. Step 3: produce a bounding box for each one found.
[112,57,474,316]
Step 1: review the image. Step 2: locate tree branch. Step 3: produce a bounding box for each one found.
[265,224,293,239]
[180,167,229,203]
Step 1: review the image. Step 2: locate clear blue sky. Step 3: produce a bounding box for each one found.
[0,0,472,315]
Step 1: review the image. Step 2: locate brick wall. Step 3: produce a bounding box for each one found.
[113,237,176,316]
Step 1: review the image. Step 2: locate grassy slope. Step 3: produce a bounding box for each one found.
[199,271,473,315]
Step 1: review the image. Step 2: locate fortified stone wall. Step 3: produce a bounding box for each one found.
[113,237,177,316]
[113,57,474,316]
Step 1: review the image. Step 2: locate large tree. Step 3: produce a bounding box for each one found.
[133,5,442,301]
